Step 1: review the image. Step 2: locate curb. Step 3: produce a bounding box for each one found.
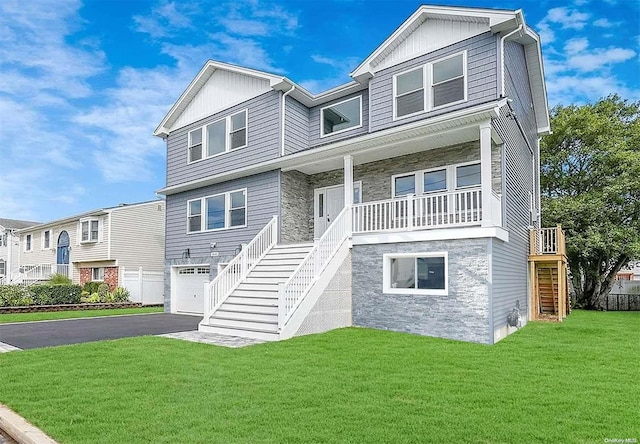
[0,404,58,444]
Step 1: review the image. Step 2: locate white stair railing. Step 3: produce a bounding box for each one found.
[203,216,278,320]
[278,206,351,330]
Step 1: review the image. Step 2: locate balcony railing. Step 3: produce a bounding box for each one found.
[530,225,566,256]
[352,187,496,234]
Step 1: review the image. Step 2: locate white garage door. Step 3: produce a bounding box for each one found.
[174,266,209,314]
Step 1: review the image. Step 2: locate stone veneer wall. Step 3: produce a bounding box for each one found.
[294,251,352,336]
[281,171,312,244]
[351,238,491,344]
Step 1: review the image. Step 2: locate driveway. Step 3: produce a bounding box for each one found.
[0,313,201,350]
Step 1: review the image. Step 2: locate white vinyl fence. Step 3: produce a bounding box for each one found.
[121,267,164,305]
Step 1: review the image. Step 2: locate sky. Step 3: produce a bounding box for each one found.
[0,0,638,223]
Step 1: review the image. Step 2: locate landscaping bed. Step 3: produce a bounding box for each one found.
[0,303,162,314]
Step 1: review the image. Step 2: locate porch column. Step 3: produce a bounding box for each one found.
[480,122,494,227]
[343,155,354,206]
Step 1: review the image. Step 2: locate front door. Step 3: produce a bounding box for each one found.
[56,231,70,277]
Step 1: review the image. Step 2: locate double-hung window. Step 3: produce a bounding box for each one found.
[392,161,481,197]
[383,252,448,295]
[188,110,248,163]
[0,260,5,276]
[81,219,99,243]
[24,234,32,252]
[0,234,6,247]
[42,230,51,249]
[187,189,247,233]
[91,267,104,282]
[394,51,467,119]
[321,96,362,136]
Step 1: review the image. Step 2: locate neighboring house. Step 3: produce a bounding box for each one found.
[617,261,640,281]
[13,201,165,293]
[0,218,40,284]
[155,5,551,344]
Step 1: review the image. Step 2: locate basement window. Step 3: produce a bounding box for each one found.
[383,252,448,295]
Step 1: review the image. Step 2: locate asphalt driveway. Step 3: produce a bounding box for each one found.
[0,313,201,350]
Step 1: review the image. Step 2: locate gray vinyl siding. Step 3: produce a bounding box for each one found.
[284,97,309,155]
[491,108,535,338]
[369,32,498,133]
[109,202,165,272]
[308,91,369,148]
[165,170,280,259]
[166,91,281,187]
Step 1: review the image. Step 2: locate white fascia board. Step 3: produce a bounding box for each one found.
[351,5,517,79]
[157,99,506,196]
[352,226,509,245]
[15,210,109,234]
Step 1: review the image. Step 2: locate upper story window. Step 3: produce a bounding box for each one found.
[81,219,99,243]
[392,161,480,197]
[393,51,467,119]
[321,96,362,137]
[24,234,32,252]
[42,230,52,249]
[188,109,248,163]
[187,189,247,233]
[431,53,466,109]
[0,233,6,247]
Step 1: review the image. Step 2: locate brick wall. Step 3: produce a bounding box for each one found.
[79,266,119,291]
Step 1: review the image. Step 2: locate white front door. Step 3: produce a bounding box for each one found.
[314,182,361,238]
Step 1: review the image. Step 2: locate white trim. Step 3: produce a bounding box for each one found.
[393,65,426,120]
[320,96,363,138]
[79,218,100,243]
[382,252,448,296]
[186,188,248,234]
[170,263,210,314]
[24,234,32,252]
[391,160,481,197]
[430,51,468,110]
[41,229,52,250]
[353,226,509,245]
[187,109,248,165]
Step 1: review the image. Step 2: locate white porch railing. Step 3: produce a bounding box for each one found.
[278,206,351,330]
[352,188,486,233]
[203,216,279,320]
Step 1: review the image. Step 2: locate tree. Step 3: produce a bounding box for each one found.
[541,95,640,309]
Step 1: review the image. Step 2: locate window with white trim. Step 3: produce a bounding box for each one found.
[393,51,467,119]
[383,252,448,295]
[187,189,247,233]
[188,110,248,163]
[24,234,32,252]
[81,219,99,243]
[321,96,362,136]
[0,260,5,276]
[431,53,466,108]
[42,230,52,249]
[0,234,6,247]
[392,161,481,197]
[91,267,104,282]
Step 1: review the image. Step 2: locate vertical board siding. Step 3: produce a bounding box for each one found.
[166,91,281,187]
[165,170,280,259]
[110,202,165,272]
[284,97,309,155]
[369,32,498,133]
[307,91,370,149]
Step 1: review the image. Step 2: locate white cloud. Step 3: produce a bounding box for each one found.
[132,1,195,38]
[564,38,589,54]
[547,74,640,106]
[593,18,620,28]
[220,19,270,36]
[546,7,590,30]
[567,47,636,72]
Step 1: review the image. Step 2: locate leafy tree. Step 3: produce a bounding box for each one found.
[541,95,640,309]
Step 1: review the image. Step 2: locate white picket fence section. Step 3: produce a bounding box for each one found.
[278,206,351,329]
[121,267,164,305]
[203,216,279,320]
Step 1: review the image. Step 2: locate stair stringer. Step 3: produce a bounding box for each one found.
[279,240,352,340]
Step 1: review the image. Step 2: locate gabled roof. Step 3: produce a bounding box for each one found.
[0,218,40,231]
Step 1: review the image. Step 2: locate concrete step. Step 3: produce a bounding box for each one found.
[214,310,277,323]
[206,317,278,332]
[199,323,279,341]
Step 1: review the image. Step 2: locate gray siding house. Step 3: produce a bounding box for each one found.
[156,5,549,344]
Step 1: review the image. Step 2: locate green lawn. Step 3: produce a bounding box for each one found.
[0,306,163,324]
[0,310,638,443]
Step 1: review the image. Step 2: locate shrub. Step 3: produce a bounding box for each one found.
[81,293,101,303]
[30,284,82,305]
[49,273,73,285]
[108,287,130,303]
[0,285,33,307]
[97,284,110,302]
[82,282,101,294]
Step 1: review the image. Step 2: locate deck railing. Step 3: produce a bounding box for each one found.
[530,225,566,256]
[278,206,351,330]
[203,216,278,320]
[352,188,485,233]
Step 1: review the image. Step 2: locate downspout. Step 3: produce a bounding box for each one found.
[281,84,295,156]
[500,19,524,97]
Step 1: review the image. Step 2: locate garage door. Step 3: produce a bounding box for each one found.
[174,266,210,314]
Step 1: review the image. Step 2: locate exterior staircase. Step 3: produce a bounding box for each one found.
[536,266,559,314]
[200,243,314,340]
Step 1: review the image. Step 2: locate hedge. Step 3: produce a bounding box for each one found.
[0,284,82,307]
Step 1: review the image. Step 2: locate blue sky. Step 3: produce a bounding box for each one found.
[1,0,638,222]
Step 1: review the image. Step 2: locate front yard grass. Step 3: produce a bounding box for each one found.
[0,310,638,443]
[0,306,163,324]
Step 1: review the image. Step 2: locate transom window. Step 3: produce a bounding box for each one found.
[42,230,51,249]
[187,189,247,233]
[321,96,362,136]
[383,252,448,295]
[81,219,99,243]
[188,109,248,163]
[393,51,467,119]
[91,267,104,282]
[392,162,481,197]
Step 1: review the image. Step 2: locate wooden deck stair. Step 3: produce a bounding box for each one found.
[529,226,569,322]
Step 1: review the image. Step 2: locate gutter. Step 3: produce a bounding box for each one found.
[281,84,295,156]
[500,11,524,97]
